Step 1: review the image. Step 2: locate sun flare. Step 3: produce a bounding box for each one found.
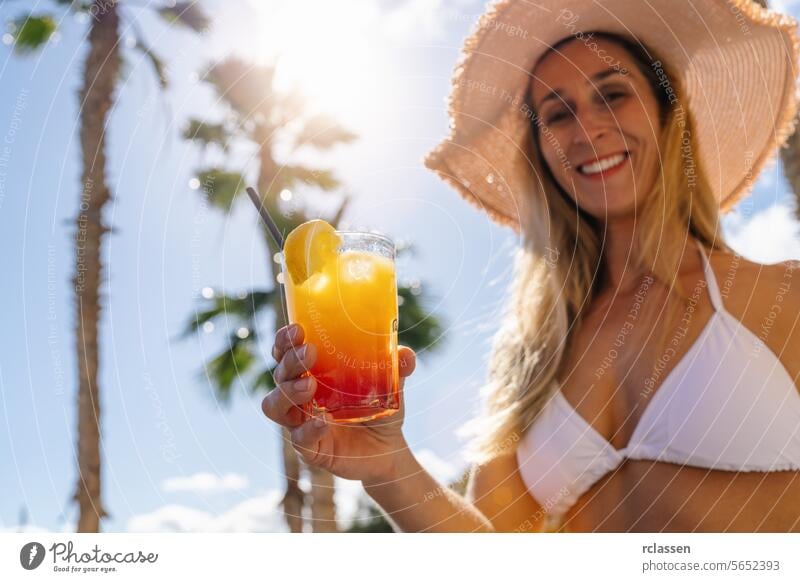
[249,0,382,127]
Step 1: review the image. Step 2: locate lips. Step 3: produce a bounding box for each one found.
[577,151,629,174]
[575,151,631,180]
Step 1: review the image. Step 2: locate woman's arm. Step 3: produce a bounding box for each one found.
[362,444,494,532]
[363,444,545,533]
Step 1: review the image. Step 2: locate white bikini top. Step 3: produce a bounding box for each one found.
[516,239,800,529]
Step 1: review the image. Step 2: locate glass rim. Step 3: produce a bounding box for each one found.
[335,230,395,248]
[277,230,396,268]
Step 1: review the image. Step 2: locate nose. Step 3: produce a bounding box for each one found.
[571,106,613,147]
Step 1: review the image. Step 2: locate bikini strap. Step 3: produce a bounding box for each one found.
[695,239,724,313]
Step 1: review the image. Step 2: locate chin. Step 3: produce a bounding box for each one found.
[573,191,638,220]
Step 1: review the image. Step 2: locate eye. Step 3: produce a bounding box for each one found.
[603,91,626,102]
[546,107,573,124]
[543,91,625,125]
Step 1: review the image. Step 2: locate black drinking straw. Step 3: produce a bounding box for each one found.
[246,187,284,249]
[245,186,290,330]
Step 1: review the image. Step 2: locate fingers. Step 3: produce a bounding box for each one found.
[261,375,317,428]
[274,341,316,384]
[263,340,414,431]
[289,413,333,467]
[398,346,416,378]
[271,323,304,363]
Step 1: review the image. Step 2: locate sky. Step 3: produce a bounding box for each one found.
[1,0,799,533]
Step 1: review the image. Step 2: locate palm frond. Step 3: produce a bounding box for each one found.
[204,335,257,403]
[131,36,167,88]
[397,284,445,353]
[182,289,274,338]
[204,58,277,121]
[8,14,56,54]
[252,363,279,393]
[294,114,357,150]
[183,118,231,150]
[157,2,209,33]
[194,168,246,210]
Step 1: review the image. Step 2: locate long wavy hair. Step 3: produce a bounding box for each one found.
[460,32,734,464]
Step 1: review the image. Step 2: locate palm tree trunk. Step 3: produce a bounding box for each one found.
[308,465,339,532]
[755,0,800,221]
[73,1,120,533]
[280,426,305,532]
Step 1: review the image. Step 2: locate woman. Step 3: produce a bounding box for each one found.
[263,0,800,532]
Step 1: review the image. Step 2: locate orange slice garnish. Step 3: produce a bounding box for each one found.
[283,219,341,285]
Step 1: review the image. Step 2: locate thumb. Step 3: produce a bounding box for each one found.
[398,346,416,379]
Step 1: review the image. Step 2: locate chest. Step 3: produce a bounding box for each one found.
[557,288,717,451]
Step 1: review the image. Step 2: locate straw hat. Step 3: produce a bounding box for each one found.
[423,0,800,233]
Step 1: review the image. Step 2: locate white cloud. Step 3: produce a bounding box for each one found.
[138,450,465,533]
[334,477,365,531]
[127,490,287,533]
[130,482,366,533]
[416,448,464,484]
[723,202,800,263]
[161,472,249,494]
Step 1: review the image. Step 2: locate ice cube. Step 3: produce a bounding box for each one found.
[344,256,374,281]
[306,272,330,294]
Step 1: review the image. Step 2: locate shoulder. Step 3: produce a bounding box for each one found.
[466,452,545,532]
[706,246,797,301]
[706,246,800,389]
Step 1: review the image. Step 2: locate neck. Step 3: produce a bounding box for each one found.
[599,213,648,296]
[597,214,701,298]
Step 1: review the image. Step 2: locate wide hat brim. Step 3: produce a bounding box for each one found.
[423,0,800,233]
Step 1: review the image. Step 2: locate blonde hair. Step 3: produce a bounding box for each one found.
[459,33,734,465]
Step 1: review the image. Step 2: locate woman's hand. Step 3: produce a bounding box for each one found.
[264,323,495,533]
[262,323,416,485]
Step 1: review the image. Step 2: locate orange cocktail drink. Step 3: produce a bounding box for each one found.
[281,220,400,423]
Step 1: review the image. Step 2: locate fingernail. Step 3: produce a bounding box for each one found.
[297,344,308,360]
[295,377,314,393]
[313,416,325,428]
[289,325,299,341]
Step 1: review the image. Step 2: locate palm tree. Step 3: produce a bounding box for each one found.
[181,57,445,532]
[4,0,209,532]
[751,0,800,221]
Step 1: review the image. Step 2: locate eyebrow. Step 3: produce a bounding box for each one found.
[536,68,628,109]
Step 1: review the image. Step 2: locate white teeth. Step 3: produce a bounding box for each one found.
[579,152,627,175]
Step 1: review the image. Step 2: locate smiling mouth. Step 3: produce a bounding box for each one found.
[576,151,630,176]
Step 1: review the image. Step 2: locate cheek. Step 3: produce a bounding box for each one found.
[538,130,571,177]
[625,103,660,150]
[632,115,662,173]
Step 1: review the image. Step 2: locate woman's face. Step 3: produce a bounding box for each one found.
[529,37,663,219]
